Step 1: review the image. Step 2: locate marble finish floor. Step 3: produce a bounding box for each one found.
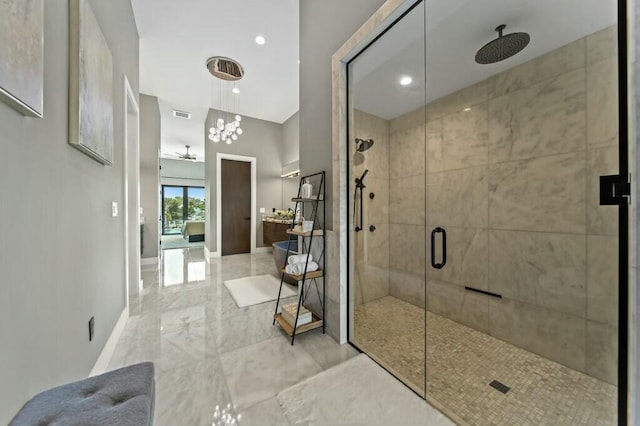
[353,296,617,426]
[108,249,449,425]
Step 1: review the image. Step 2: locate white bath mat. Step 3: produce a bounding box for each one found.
[277,355,454,425]
[224,274,297,308]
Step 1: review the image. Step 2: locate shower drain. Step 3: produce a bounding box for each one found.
[489,380,511,394]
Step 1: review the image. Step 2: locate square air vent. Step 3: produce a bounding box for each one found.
[173,110,192,119]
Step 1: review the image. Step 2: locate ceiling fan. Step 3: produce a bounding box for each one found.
[168,145,198,162]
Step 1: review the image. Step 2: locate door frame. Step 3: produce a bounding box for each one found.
[216,153,257,256]
[123,75,141,301]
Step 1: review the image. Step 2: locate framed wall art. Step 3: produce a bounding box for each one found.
[0,0,44,117]
[69,0,114,165]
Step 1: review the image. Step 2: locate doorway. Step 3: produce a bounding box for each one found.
[216,153,257,256]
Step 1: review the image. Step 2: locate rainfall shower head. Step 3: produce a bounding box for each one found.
[475,24,530,64]
[355,138,375,152]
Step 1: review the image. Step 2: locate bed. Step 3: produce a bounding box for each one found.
[181,220,205,242]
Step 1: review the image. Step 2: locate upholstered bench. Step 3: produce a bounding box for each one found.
[10,362,155,426]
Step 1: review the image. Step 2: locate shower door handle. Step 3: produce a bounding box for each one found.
[430,227,447,269]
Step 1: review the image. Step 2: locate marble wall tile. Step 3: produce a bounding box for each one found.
[588,146,619,236]
[488,297,586,372]
[389,269,425,309]
[355,109,389,135]
[365,222,389,268]
[587,57,618,148]
[587,235,618,326]
[586,320,618,385]
[354,264,389,306]
[428,227,488,291]
[487,38,585,98]
[389,224,425,276]
[427,80,488,121]
[427,280,489,333]
[366,177,389,225]
[489,68,586,163]
[586,25,618,65]
[428,166,488,228]
[488,230,587,318]
[489,151,587,234]
[389,174,426,225]
[389,124,426,179]
[390,105,425,134]
[427,119,443,174]
[441,101,489,170]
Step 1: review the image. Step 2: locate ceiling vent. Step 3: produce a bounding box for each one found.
[173,110,192,119]
[206,56,245,81]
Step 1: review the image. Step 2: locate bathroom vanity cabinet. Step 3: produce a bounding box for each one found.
[262,219,291,245]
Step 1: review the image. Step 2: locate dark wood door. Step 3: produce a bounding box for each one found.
[221,159,251,255]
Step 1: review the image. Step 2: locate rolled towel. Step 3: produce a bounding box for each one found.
[288,253,313,265]
[286,261,319,276]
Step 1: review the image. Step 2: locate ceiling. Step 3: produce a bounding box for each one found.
[131,0,299,161]
[352,0,617,120]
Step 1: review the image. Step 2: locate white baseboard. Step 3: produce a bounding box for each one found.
[204,246,220,258]
[89,306,129,377]
[141,257,158,266]
[253,247,271,254]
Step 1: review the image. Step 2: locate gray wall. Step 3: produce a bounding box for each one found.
[281,111,300,208]
[0,0,138,422]
[161,158,205,187]
[299,0,386,228]
[205,110,284,252]
[140,95,160,260]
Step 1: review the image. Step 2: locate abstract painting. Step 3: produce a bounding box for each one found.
[69,0,113,165]
[0,0,44,117]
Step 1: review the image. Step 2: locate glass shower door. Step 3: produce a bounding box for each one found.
[348,0,428,397]
[423,0,620,424]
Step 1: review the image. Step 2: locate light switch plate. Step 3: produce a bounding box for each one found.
[260,207,265,213]
[111,202,118,217]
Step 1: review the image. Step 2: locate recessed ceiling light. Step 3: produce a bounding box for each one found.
[463,107,472,112]
[400,76,412,86]
[232,88,240,94]
[255,35,266,45]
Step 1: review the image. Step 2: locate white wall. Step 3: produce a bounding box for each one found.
[0,0,139,422]
[161,158,205,187]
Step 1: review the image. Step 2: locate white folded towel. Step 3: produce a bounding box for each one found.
[288,253,313,265]
[286,261,319,275]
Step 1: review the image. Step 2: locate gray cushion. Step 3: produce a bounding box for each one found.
[10,362,155,426]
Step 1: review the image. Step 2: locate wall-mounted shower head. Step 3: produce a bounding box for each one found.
[355,138,375,152]
[475,24,530,65]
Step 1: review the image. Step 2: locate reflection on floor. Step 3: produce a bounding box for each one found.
[110,249,447,425]
[161,234,204,250]
[354,296,617,426]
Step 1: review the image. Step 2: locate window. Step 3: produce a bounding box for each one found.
[162,185,205,235]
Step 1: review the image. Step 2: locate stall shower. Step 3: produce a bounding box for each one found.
[348,1,622,424]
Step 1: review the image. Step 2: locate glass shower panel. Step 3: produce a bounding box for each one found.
[424,0,619,424]
[348,1,427,396]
